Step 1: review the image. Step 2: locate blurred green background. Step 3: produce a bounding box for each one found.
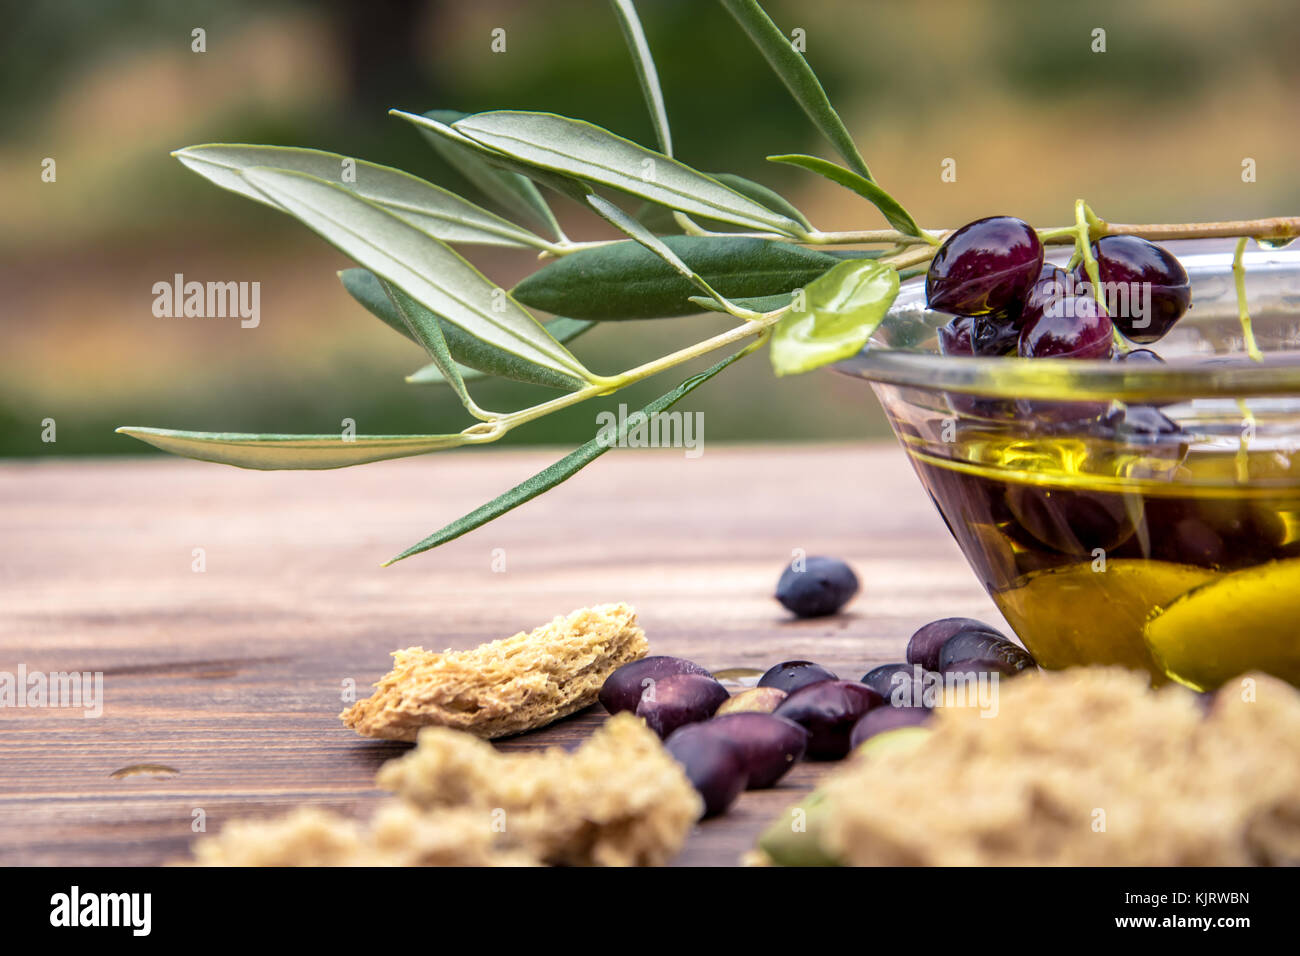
[2,0,1296,457]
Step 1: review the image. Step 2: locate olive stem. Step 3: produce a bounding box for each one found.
[455,304,792,438]
[1068,199,1123,350]
[1232,236,1265,363]
[1101,216,1300,243]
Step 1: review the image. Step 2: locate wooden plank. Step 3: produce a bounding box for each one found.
[0,444,1001,865]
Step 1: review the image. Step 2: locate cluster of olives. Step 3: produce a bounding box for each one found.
[598,617,1037,818]
[927,216,1191,361]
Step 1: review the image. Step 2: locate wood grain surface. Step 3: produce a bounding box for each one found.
[0,444,1002,866]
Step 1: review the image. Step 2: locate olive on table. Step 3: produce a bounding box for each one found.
[861,662,931,709]
[599,655,712,715]
[774,680,882,759]
[663,723,747,818]
[635,672,729,738]
[774,556,859,618]
[705,712,808,788]
[716,686,788,715]
[758,660,838,695]
[906,618,1005,671]
[937,630,1037,675]
[849,704,931,749]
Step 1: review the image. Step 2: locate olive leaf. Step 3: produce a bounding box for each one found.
[394,110,591,205]
[634,173,811,235]
[711,173,811,230]
[769,153,926,239]
[513,235,842,320]
[237,167,594,382]
[377,277,477,412]
[688,292,794,314]
[718,0,873,182]
[769,258,899,376]
[406,318,596,387]
[419,110,566,240]
[173,144,552,251]
[586,194,742,314]
[609,0,673,156]
[384,346,753,563]
[448,110,807,236]
[115,427,470,470]
[339,268,588,391]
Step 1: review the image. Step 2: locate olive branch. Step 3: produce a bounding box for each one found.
[117,0,1300,563]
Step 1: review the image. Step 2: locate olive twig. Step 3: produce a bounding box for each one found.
[1232,236,1264,363]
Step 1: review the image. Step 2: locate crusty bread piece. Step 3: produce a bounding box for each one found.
[190,804,536,867]
[340,603,648,741]
[377,711,703,866]
[816,669,1300,866]
[190,713,700,867]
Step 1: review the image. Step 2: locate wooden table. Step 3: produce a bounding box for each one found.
[0,444,1001,866]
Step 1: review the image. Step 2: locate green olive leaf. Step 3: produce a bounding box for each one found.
[406,318,596,387]
[339,268,587,391]
[688,292,794,314]
[394,110,591,206]
[448,110,806,236]
[710,172,812,230]
[718,0,873,182]
[384,345,753,563]
[609,0,673,156]
[238,167,594,383]
[634,173,811,235]
[768,153,926,239]
[377,277,477,412]
[513,235,842,320]
[114,427,470,470]
[586,194,743,314]
[173,144,552,251]
[419,110,566,241]
[770,258,899,376]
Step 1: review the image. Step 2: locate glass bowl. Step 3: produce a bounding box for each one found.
[836,241,1300,690]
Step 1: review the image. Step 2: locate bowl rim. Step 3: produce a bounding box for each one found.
[834,246,1300,401]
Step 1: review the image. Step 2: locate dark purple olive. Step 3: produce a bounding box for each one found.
[1018,264,1069,329]
[971,312,1021,355]
[758,660,838,694]
[1004,482,1139,555]
[774,555,859,617]
[635,672,729,738]
[938,315,975,355]
[906,618,1005,671]
[849,704,931,748]
[704,713,808,789]
[926,216,1044,316]
[937,630,1036,675]
[663,723,747,817]
[774,680,882,759]
[1079,235,1190,343]
[860,662,929,703]
[937,656,1024,679]
[599,656,712,715]
[1018,295,1114,359]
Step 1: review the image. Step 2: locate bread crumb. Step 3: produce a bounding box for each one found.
[817,668,1300,866]
[378,712,703,866]
[340,603,648,741]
